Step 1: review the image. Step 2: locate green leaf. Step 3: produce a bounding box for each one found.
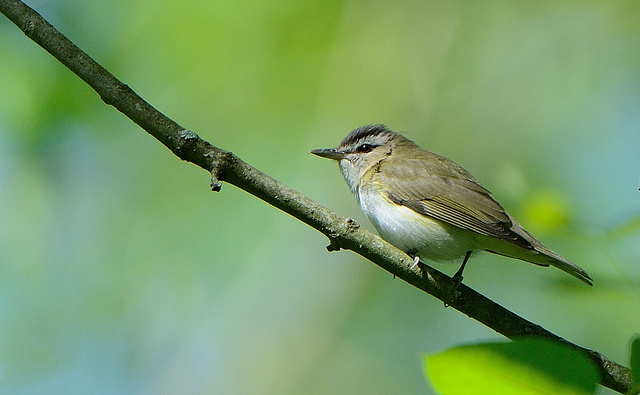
[629,335,640,395]
[424,337,599,395]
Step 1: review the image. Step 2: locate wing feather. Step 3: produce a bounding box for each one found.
[377,154,532,250]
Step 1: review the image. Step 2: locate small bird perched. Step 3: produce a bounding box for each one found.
[311,124,592,285]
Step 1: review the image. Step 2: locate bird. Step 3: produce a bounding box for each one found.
[310,124,592,286]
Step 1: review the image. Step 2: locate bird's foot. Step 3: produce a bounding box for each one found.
[451,251,472,288]
[410,255,420,270]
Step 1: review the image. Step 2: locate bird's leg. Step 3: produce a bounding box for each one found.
[453,251,473,285]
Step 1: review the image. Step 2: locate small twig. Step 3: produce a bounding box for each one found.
[0,0,632,392]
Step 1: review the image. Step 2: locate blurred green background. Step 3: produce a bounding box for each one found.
[1,0,639,393]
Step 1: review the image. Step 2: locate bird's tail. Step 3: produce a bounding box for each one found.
[529,242,593,286]
[482,218,593,286]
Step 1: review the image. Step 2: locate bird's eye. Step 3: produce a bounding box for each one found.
[357,144,373,153]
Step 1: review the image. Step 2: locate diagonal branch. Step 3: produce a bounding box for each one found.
[0,0,632,392]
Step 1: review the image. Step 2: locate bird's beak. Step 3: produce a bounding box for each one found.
[310,148,345,161]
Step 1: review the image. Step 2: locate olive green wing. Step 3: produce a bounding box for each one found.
[378,156,532,250]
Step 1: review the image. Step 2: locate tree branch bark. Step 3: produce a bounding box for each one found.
[0,0,632,392]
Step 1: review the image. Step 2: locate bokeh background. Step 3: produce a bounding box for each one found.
[1,0,639,393]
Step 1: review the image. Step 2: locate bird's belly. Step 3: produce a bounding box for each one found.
[358,189,475,262]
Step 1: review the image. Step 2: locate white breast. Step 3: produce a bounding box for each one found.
[357,186,477,263]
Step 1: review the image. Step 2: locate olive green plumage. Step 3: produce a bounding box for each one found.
[312,124,592,285]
